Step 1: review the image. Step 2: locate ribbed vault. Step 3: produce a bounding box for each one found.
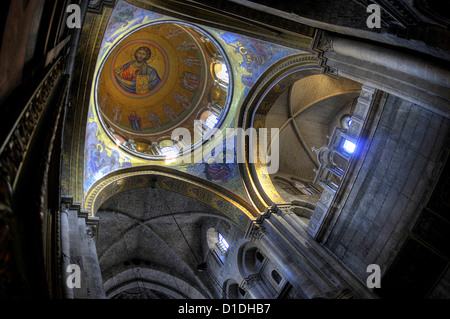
[96,186,243,299]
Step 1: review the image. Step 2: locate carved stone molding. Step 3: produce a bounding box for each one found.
[61,195,100,242]
[243,204,277,241]
[0,58,63,190]
[61,202,71,214]
[306,85,377,240]
[246,222,267,243]
[310,30,340,78]
[87,0,115,14]
[274,205,296,218]
[240,274,262,290]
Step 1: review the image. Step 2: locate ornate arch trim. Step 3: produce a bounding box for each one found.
[237,53,322,211]
[83,165,258,231]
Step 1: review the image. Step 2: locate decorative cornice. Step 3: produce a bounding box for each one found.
[0,58,64,190]
[87,0,116,14]
[241,274,262,290]
[310,30,340,78]
[61,195,100,242]
[317,33,335,52]
[86,224,97,240]
[128,0,315,51]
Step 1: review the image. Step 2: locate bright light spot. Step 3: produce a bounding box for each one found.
[216,64,229,83]
[165,157,177,164]
[205,114,219,129]
[348,119,353,126]
[343,139,356,154]
[160,146,177,155]
[218,233,229,252]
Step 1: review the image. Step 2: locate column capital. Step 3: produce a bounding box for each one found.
[86,217,100,242]
[317,31,335,52]
[245,221,267,242]
[86,224,97,240]
[241,274,262,290]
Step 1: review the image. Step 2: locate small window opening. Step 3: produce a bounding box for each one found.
[256,250,265,263]
[217,233,229,253]
[160,145,177,155]
[205,113,219,129]
[271,270,282,285]
[342,139,356,154]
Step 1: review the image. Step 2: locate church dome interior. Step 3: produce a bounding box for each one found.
[1,0,450,305]
[96,21,231,158]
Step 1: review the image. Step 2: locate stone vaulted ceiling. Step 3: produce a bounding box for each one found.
[96,187,240,299]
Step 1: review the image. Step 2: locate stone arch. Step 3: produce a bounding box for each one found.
[222,278,245,299]
[237,241,266,278]
[103,267,206,299]
[83,165,258,231]
[237,53,363,211]
[237,53,323,212]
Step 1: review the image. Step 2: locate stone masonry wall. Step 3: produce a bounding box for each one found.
[323,94,450,283]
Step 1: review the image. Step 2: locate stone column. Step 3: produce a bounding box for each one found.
[326,34,450,88]
[276,205,375,299]
[314,31,450,118]
[246,210,328,299]
[61,196,105,299]
[60,200,74,298]
[84,221,106,299]
[246,205,376,299]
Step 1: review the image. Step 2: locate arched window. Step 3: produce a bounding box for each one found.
[212,62,229,84]
[204,113,219,129]
[217,233,229,253]
[225,282,246,299]
[271,270,282,285]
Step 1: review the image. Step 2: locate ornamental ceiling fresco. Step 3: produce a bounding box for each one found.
[96,21,230,155]
[83,0,308,207]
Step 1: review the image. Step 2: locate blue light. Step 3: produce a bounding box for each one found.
[343,139,356,154]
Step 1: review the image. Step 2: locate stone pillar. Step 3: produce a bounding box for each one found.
[84,221,106,299]
[246,205,376,299]
[275,205,375,299]
[327,35,450,88]
[60,196,106,299]
[60,200,74,298]
[246,209,329,299]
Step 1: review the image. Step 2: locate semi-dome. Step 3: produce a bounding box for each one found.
[95,21,232,158]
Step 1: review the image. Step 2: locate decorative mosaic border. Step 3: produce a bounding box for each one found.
[84,166,258,231]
